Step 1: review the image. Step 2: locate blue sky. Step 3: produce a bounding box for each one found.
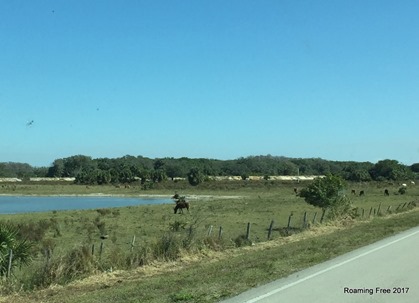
[1,1,418,167]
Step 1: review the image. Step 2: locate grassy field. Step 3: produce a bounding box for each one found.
[0,180,418,302]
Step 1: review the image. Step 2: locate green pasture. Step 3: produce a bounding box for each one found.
[0,180,418,298]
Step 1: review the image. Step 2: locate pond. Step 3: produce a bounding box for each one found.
[0,195,172,214]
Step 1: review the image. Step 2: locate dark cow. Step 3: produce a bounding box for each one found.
[293,187,298,195]
[172,193,190,214]
[384,189,389,196]
[359,190,365,196]
[174,201,190,214]
[351,189,356,195]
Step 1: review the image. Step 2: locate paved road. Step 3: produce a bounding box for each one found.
[220,226,419,303]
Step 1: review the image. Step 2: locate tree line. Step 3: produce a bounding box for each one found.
[0,155,417,185]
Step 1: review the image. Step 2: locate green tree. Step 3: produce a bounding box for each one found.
[151,169,167,183]
[48,159,65,177]
[346,168,372,182]
[369,159,413,181]
[410,163,419,173]
[0,222,33,276]
[187,167,205,186]
[299,174,351,221]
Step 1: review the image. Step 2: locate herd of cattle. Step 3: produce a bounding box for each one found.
[293,182,415,198]
[174,182,415,214]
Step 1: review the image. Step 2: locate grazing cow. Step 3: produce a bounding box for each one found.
[174,201,190,214]
[172,193,189,214]
[293,187,298,195]
[351,189,356,195]
[384,189,389,196]
[359,190,365,196]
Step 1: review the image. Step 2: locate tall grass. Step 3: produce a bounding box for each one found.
[0,181,418,294]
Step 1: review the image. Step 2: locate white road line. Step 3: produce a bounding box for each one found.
[243,228,419,303]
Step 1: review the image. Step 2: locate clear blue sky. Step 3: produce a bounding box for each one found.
[1,1,418,167]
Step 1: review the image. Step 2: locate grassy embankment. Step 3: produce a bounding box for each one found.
[0,181,418,302]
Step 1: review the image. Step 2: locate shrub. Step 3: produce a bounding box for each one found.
[96,208,112,216]
[233,235,253,247]
[169,220,188,232]
[32,245,96,287]
[0,222,33,277]
[153,232,182,261]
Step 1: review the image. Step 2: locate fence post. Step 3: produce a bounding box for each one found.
[6,249,13,278]
[267,220,274,240]
[320,209,326,224]
[218,226,223,240]
[387,205,392,213]
[246,222,251,240]
[361,208,365,218]
[45,247,51,266]
[377,203,382,215]
[303,211,308,229]
[131,235,136,252]
[287,213,293,229]
[312,212,317,224]
[369,207,373,217]
[99,241,104,259]
[91,244,95,255]
[207,225,213,236]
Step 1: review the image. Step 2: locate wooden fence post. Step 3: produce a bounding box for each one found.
[91,244,95,256]
[377,203,382,215]
[320,209,326,223]
[303,211,307,229]
[6,249,13,278]
[218,226,223,240]
[361,208,365,218]
[267,220,274,240]
[287,213,293,229]
[207,225,213,236]
[99,241,104,259]
[246,223,251,240]
[369,207,373,217]
[131,235,136,252]
[312,212,317,224]
[45,248,51,266]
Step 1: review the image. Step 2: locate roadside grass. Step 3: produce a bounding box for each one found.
[0,181,417,301]
[2,208,419,303]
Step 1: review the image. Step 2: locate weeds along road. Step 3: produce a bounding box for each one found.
[220,225,419,303]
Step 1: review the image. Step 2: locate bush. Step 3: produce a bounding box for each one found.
[153,232,182,261]
[31,245,96,287]
[0,222,33,277]
[299,174,352,220]
[233,235,253,247]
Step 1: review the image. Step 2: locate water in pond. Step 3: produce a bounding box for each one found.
[0,196,172,214]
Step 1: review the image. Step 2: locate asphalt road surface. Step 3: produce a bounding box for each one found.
[220,226,419,303]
